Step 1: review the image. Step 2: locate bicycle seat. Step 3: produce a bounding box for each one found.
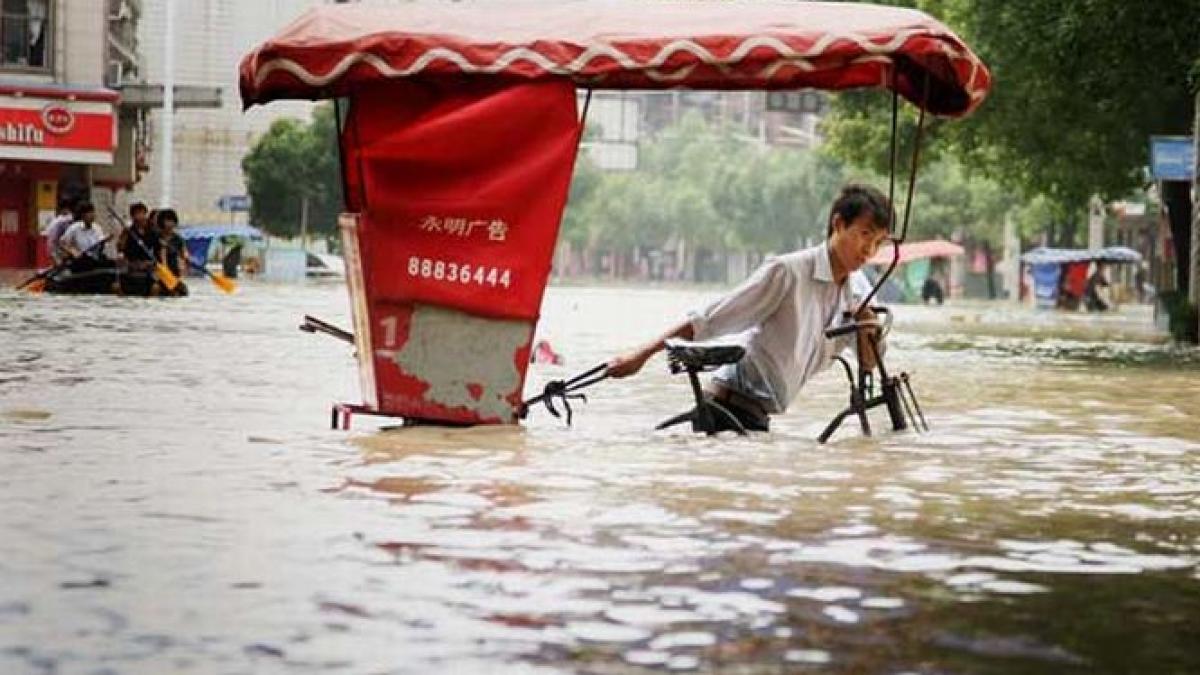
[664,337,746,374]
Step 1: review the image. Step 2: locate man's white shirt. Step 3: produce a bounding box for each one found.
[688,242,883,413]
[60,221,103,257]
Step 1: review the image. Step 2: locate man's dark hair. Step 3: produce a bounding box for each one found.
[826,184,893,237]
[57,198,74,212]
[74,201,95,219]
[129,201,148,216]
[158,208,179,226]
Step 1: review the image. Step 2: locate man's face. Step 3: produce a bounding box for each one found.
[132,209,148,227]
[82,210,95,226]
[830,213,888,273]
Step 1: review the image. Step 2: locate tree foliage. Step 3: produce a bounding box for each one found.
[242,103,342,238]
[825,0,1200,220]
[562,113,850,257]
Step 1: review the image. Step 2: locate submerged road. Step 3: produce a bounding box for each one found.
[2,282,1198,674]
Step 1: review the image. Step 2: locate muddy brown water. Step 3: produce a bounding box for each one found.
[2,281,1198,674]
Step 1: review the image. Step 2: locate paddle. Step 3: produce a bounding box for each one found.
[105,206,179,292]
[174,242,237,294]
[16,236,111,293]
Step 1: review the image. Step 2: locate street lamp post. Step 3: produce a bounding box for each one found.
[161,0,175,207]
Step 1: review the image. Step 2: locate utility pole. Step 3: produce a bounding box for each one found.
[160,0,175,207]
[300,196,310,255]
[1087,195,1104,251]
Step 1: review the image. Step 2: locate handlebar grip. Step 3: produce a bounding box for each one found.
[824,322,859,338]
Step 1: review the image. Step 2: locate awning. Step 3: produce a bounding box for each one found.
[239,1,990,117]
[868,238,964,265]
[178,224,264,240]
[1019,246,1143,265]
[0,81,119,103]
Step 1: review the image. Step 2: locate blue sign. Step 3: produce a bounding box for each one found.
[216,194,251,212]
[1149,136,1194,181]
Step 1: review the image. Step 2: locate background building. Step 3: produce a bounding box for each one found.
[130,0,321,226]
[0,0,146,268]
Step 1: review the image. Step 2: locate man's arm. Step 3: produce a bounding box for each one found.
[607,257,790,379]
[855,306,881,371]
[606,320,694,378]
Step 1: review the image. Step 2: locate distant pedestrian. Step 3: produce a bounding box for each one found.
[41,199,74,263]
[1084,263,1111,312]
[921,275,944,305]
[222,242,243,279]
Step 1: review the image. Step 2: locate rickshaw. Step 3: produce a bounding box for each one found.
[239,0,990,439]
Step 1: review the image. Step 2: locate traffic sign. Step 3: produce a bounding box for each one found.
[216,194,251,212]
[1149,136,1194,181]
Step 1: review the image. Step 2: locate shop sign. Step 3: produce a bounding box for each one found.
[0,95,115,165]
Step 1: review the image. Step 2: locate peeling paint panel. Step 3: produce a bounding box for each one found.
[372,303,532,423]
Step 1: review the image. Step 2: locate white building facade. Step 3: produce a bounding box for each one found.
[131,0,322,225]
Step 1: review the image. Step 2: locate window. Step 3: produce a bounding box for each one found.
[1,0,49,69]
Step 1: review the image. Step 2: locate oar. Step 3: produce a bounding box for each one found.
[175,243,237,294]
[16,236,111,293]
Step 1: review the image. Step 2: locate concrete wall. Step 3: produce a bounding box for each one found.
[60,0,105,86]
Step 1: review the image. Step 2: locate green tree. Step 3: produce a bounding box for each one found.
[242,103,343,239]
[825,0,1200,288]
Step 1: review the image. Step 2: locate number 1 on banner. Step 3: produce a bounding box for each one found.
[380,315,398,347]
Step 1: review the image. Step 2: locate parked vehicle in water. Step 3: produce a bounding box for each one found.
[306,253,345,280]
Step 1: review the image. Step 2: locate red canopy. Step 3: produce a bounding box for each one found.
[868,239,964,266]
[240,1,990,117]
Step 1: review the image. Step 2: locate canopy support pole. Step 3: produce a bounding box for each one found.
[333,97,352,213]
[857,71,930,313]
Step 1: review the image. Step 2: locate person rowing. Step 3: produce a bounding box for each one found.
[117,202,157,270]
[58,201,114,275]
[606,184,892,433]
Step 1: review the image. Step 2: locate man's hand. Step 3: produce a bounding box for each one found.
[855,306,879,371]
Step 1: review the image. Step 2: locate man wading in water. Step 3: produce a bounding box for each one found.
[607,184,892,432]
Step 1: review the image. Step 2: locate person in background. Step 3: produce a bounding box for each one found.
[921,274,944,305]
[1134,263,1148,304]
[41,199,74,263]
[118,202,159,274]
[222,241,244,279]
[59,202,109,273]
[1084,262,1111,312]
[156,209,189,296]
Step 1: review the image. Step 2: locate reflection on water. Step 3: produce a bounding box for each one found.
[1,283,1198,673]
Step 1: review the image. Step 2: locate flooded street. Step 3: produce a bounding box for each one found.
[2,281,1198,674]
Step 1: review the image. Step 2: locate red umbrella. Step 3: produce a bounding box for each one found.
[868,239,964,266]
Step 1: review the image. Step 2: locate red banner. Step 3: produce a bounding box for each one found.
[341,79,580,424]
